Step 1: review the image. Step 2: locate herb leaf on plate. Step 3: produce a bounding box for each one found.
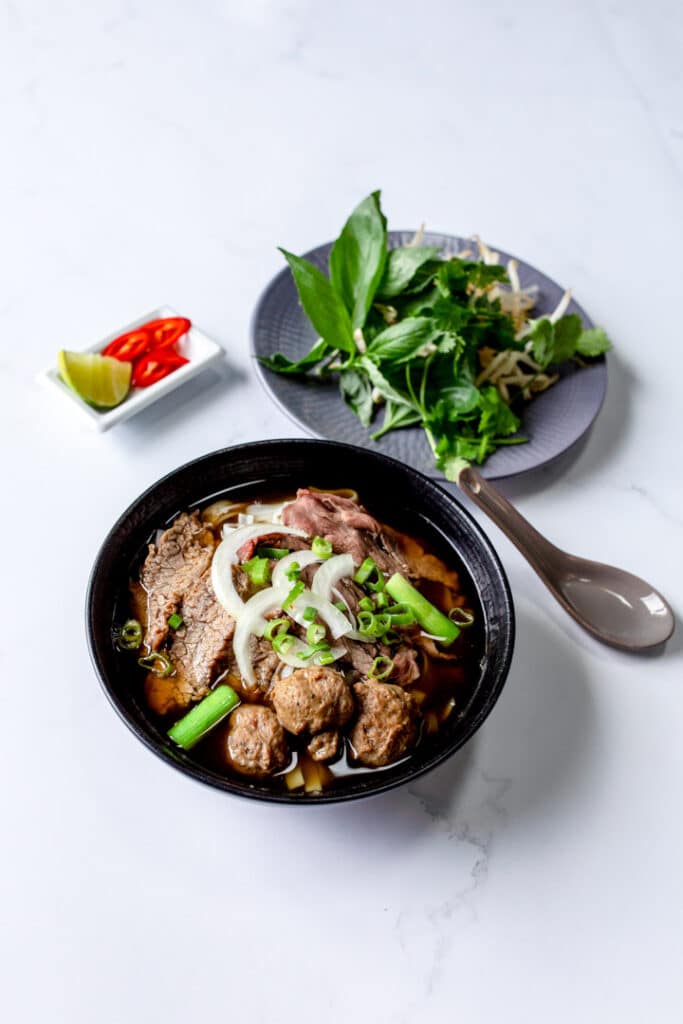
[263,192,612,478]
[329,191,387,330]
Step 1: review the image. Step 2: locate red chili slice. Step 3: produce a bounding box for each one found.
[101,328,152,362]
[131,349,189,388]
[144,317,192,349]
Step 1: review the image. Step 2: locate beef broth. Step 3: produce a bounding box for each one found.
[121,487,484,792]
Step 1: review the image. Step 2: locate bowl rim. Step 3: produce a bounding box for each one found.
[86,438,515,804]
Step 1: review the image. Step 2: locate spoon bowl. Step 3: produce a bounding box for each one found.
[457,467,674,651]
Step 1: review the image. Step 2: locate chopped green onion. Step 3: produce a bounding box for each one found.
[334,600,346,613]
[283,579,305,609]
[167,684,240,750]
[257,546,290,559]
[285,561,301,582]
[311,536,333,559]
[358,596,374,612]
[449,607,475,627]
[137,652,174,677]
[318,650,336,666]
[116,618,142,650]
[385,574,459,645]
[299,641,330,661]
[354,557,377,585]
[368,656,394,680]
[374,591,389,609]
[302,605,317,622]
[273,633,296,656]
[384,629,401,645]
[367,572,386,593]
[242,556,271,586]
[264,617,290,641]
[306,622,326,645]
[167,613,183,630]
[385,603,416,627]
[357,610,377,635]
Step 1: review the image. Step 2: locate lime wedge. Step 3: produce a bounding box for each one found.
[57,351,132,408]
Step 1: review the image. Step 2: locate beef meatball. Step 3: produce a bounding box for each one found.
[225,704,290,777]
[349,681,418,767]
[307,729,340,763]
[270,666,354,735]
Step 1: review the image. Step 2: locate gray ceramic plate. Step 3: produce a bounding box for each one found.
[251,232,607,480]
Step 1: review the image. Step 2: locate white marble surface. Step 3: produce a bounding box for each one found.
[2,1,683,1021]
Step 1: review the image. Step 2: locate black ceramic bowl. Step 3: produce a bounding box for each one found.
[87,439,515,804]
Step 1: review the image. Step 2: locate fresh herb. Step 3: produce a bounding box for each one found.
[263,192,613,479]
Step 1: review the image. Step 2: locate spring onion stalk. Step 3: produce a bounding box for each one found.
[167,685,240,750]
[137,652,174,677]
[167,613,183,630]
[449,607,475,627]
[354,557,377,585]
[272,549,322,589]
[117,619,143,650]
[256,546,290,559]
[385,574,460,645]
[368,655,394,680]
[242,556,271,586]
[311,536,333,559]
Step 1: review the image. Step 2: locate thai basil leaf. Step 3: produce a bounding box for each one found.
[576,326,612,357]
[340,368,374,427]
[378,246,442,298]
[329,191,387,330]
[366,317,436,364]
[260,338,328,375]
[279,248,354,354]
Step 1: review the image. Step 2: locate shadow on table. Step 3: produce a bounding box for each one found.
[301,600,597,850]
[114,357,248,444]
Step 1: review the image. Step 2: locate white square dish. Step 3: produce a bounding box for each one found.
[38,305,224,432]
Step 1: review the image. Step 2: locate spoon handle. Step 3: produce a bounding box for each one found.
[456,466,564,594]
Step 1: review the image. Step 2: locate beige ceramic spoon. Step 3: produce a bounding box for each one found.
[457,466,674,651]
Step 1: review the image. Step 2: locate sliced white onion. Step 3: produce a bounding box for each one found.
[272,550,322,589]
[238,512,255,525]
[232,585,290,686]
[311,553,355,602]
[289,590,354,639]
[211,523,307,618]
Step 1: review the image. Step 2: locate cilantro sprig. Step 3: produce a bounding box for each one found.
[261,192,612,480]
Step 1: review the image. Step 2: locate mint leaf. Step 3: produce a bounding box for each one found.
[260,338,328,375]
[378,245,441,298]
[329,191,387,330]
[366,317,436,364]
[279,249,354,354]
[576,326,612,357]
[339,368,374,427]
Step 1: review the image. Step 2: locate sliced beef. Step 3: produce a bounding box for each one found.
[138,511,215,650]
[307,730,340,762]
[144,571,235,716]
[349,681,418,767]
[237,532,310,563]
[339,637,420,687]
[224,705,290,777]
[249,636,282,695]
[282,490,408,575]
[388,527,460,589]
[270,666,354,735]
